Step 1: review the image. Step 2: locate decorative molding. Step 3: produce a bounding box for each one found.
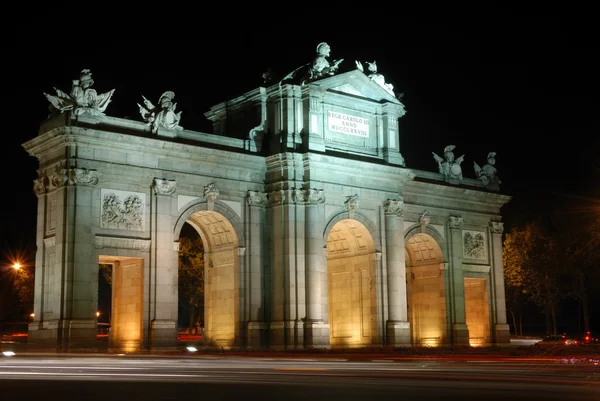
[449,215,463,229]
[383,198,404,216]
[33,167,99,194]
[101,188,145,231]
[203,182,219,202]
[462,264,491,274]
[375,251,382,261]
[490,221,504,234]
[238,247,246,256]
[153,178,177,195]
[247,190,268,206]
[94,235,151,252]
[309,98,322,112]
[301,188,326,205]
[462,230,487,260]
[43,236,56,248]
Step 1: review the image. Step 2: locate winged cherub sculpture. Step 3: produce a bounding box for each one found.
[138,91,183,132]
[433,145,465,182]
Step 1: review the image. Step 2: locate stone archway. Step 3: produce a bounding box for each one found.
[326,218,377,348]
[405,233,447,346]
[182,209,240,348]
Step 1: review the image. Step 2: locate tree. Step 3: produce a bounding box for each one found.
[551,212,600,333]
[503,220,564,335]
[178,235,205,332]
[14,264,35,317]
[99,263,112,286]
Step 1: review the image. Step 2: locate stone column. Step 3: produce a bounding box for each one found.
[150,178,178,349]
[384,199,411,346]
[237,246,247,347]
[448,216,469,345]
[246,191,269,347]
[303,188,329,348]
[268,188,287,348]
[29,177,48,336]
[490,221,510,344]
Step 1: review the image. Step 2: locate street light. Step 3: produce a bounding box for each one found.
[13,263,21,270]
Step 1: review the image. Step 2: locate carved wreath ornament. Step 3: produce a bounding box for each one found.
[101,193,144,230]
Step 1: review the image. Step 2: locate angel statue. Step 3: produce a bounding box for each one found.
[44,69,115,117]
[355,60,395,96]
[474,152,501,188]
[303,42,344,84]
[138,91,183,132]
[433,145,465,182]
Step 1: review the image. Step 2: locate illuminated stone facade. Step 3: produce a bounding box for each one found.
[23,67,511,351]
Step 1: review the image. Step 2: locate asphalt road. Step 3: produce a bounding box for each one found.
[1,354,599,401]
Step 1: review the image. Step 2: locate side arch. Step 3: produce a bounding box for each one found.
[323,210,381,252]
[174,200,246,246]
[404,223,448,262]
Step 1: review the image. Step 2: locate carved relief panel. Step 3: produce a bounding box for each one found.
[462,230,487,261]
[100,188,146,231]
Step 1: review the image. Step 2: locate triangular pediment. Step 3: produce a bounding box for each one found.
[310,70,402,105]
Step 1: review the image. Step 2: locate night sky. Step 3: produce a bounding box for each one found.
[2,9,598,330]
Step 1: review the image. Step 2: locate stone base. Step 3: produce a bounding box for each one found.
[247,321,269,348]
[383,149,405,167]
[149,319,178,350]
[494,323,511,345]
[452,323,470,346]
[303,320,331,349]
[27,319,98,351]
[386,320,411,347]
[269,320,304,350]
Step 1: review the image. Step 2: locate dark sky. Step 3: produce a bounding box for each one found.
[1,9,598,324]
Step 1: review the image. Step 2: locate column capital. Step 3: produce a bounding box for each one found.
[448,215,463,229]
[290,188,326,204]
[383,198,404,217]
[490,221,504,234]
[247,190,268,206]
[153,178,177,195]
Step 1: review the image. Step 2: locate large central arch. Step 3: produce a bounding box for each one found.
[326,218,378,348]
[174,201,244,347]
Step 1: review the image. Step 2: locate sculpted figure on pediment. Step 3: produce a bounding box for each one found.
[355,60,395,97]
[433,145,465,182]
[44,69,115,117]
[474,152,501,188]
[138,91,183,132]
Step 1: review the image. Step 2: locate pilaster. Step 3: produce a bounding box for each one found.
[448,215,469,346]
[150,178,178,349]
[246,191,269,347]
[303,188,330,348]
[490,220,510,344]
[383,198,411,346]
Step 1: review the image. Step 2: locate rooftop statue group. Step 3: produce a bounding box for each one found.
[279,42,401,99]
[42,44,500,190]
[433,145,501,189]
[44,69,115,118]
[45,69,182,132]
